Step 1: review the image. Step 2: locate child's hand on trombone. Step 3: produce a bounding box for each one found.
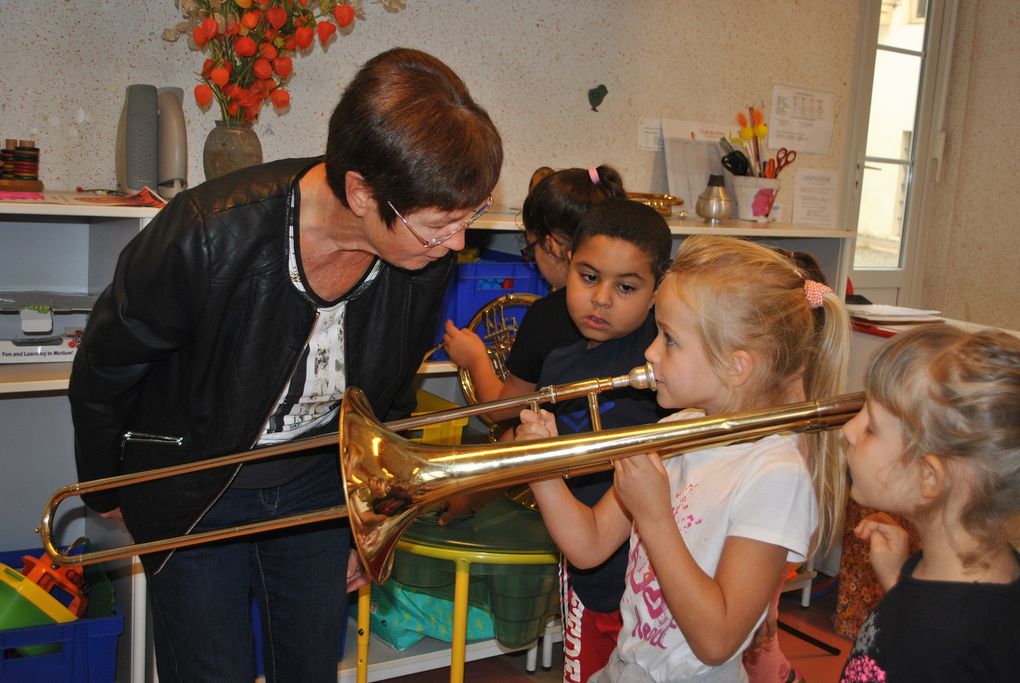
[515,408,558,441]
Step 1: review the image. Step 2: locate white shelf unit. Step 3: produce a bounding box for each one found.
[0,201,158,683]
[0,206,854,393]
[335,617,562,682]
[0,201,854,682]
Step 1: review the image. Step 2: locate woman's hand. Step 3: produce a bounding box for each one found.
[613,452,671,525]
[99,507,124,521]
[855,512,909,591]
[346,551,370,593]
[515,408,557,441]
[436,494,476,526]
[442,320,487,369]
[436,490,499,526]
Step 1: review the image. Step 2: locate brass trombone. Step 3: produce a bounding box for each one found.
[38,363,656,568]
[40,363,862,585]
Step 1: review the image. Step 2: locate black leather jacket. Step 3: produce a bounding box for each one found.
[69,157,454,554]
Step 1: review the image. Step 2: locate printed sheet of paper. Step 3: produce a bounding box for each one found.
[661,118,731,207]
[637,118,663,152]
[792,168,839,229]
[768,84,834,155]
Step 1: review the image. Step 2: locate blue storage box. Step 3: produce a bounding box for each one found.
[431,250,549,361]
[0,548,122,683]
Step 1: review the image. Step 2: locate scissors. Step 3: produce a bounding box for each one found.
[721,150,751,176]
[773,147,797,177]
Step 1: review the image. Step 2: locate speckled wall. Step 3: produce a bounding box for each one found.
[0,0,859,209]
[922,0,1020,331]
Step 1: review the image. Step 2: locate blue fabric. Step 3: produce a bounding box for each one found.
[365,580,495,651]
[144,455,350,683]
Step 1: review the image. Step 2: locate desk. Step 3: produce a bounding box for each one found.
[356,496,560,683]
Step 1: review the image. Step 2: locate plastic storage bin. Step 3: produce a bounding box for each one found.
[0,561,78,656]
[405,389,468,445]
[389,496,560,649]
[0,548,122,683]
[430,251,549,361]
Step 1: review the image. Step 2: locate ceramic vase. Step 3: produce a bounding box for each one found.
[202,120,263,180]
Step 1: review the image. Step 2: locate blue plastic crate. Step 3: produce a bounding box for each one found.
[431,251,549,361]
[0,548,122,683]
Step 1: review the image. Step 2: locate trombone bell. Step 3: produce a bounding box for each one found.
[340,386,863,584]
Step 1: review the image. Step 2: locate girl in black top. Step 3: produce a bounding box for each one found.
[841,325,1020,682]
[443,165,626,401]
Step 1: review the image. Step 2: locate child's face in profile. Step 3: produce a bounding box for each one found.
[843,400,921,513]
[645,288,730,414]
[564,234,656,347]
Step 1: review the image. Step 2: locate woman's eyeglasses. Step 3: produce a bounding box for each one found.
[388,195,493,248]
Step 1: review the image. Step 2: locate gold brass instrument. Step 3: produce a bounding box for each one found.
[342,388,863,584]
[39,361,862,585]
[455,292,540,416]
[37,363,655,567]
[626,192,685,217]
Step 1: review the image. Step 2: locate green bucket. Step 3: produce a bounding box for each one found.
[0,563,77,656]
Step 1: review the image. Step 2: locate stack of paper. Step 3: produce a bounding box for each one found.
[847,305,945,338]
[846,304,943,324]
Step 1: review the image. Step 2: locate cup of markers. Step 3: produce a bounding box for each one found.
[719,107,797,222]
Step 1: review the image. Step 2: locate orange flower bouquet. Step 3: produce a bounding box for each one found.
[164,0,407,125]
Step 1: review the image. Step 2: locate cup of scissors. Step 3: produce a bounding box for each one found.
[764,147,796,179]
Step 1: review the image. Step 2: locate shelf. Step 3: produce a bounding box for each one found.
[336,615,561,682]
[418,361,456,375]
[0,199,161,220]
[471,209,854,239]
[0,361,457,395]
[0,362,74,393]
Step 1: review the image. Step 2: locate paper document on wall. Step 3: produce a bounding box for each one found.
[768,84,834,155]
[638,118,663,152]
[662,119,731,208]
[792,168,839,228]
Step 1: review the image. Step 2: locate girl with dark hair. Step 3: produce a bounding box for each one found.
[443,165,626,404]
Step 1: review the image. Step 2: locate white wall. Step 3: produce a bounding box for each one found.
[4,1,1011,329]
[921,0,1020,330]
[0,0,858,209]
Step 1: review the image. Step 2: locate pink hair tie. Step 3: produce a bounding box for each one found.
[803,280,832,309]
[588,167,600,185]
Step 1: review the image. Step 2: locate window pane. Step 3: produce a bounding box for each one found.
[878,0,927,51]
[864,50,922,160]
[855,161,910,268]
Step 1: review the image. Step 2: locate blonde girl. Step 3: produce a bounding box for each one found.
[519,235,850,681]
[840,325,1020,682]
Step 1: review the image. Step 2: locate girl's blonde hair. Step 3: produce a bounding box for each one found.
[663,236,850,552]
[865,325,1020,557]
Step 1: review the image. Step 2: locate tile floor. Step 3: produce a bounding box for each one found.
[384,581,851,683]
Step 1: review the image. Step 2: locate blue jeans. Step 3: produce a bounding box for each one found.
[145,454,350,683]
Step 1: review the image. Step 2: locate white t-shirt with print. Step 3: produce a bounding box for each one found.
[615,412,818,681]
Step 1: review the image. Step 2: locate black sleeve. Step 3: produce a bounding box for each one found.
[382,254,457,422]
[68,194,211,510]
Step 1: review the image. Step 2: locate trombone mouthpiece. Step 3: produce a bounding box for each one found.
[616,362,656,391]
